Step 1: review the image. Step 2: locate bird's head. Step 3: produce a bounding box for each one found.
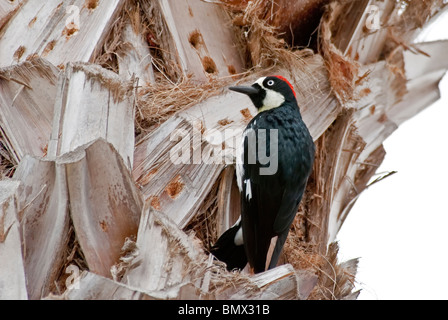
[229,75,297,113]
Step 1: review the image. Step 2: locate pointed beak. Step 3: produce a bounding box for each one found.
[229,85,260,96]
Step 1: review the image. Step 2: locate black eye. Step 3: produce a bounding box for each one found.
[266,80,275,86]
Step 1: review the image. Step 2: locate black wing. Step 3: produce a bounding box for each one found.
[240,111,314,273]
[210,220,247,271]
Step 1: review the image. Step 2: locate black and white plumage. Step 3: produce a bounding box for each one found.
[211,76,315,273]
[209,218,247,271]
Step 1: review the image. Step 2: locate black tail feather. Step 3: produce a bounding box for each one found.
[268,230,289,270]
[210,223,247,271]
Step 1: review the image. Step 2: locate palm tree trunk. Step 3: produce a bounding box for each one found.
[0,0,446,300]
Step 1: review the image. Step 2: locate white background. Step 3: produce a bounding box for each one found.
[337,13,448,299]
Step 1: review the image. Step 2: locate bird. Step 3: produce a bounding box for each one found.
[210,75,315,273]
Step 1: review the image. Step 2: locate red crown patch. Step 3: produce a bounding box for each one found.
[273,75,296,98]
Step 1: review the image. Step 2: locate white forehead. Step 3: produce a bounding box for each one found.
[254,77,266,87]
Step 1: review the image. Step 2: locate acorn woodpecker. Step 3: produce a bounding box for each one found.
[211,75,315,273]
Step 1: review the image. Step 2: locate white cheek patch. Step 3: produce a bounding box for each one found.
[260,89,285,112]
[254,77,285,113]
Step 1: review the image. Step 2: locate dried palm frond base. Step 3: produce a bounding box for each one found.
[318,1,360,104]
[183,168,222,251]
[284,238,359,300]
[135,76,233,136]
[311,242,359,300]
[0,138,16,179]
[50,224,89,296]
[223,0,315,71]
[93,0,147,73]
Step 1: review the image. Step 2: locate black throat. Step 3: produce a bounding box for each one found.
[248,84,266,110]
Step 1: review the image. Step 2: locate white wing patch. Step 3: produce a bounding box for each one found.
[232,216,241,227]
[244,179,252,201]
[236,158,243,192]
[234,225,243,246]
[236,127,253,192]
